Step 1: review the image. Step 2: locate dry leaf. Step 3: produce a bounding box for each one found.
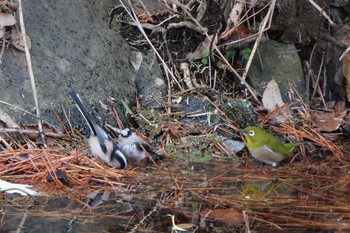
[130,51,143,72]
[180,62,193,89]
[262,79,285,111]
[6,2,18,12]
[0,26,5,38]
[262,80,291,124]
[133,5,154,23]
[11,27,31,51]
[311,110,346,132]
[334,101,346,114]
[0,107,20,128]
[342,51,350,101]
[220,1,244,40]
[176,223,195,229]
[220,24,254,42]
[0,13,16,27]
[186,34,217,60]
[205,208,244,227]
[264,105,292,124]
[335,24,350,46]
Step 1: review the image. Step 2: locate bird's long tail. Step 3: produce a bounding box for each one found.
[70,91,96,135]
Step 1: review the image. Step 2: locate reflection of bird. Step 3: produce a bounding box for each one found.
[70,91,127,169]
[118,128,150,163]
[241,126,303,166]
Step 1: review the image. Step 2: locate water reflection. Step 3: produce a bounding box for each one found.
[1,160,349,232]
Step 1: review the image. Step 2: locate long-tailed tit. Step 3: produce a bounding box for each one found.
[118,128,149,163]
[70,91,127,169]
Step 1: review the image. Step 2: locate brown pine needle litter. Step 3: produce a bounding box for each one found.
[0,147,139,199]
[0,92,349,231]
[0,117,350,231]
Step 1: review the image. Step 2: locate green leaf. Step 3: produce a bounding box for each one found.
[202,49,210,57]
[241,48,252,60]
[226,48,237,60]
[201,58,208,65]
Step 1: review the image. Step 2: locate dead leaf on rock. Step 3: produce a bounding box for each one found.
[0,107,20,128]
[311,110,346,132]
[204,208,244,227]
[0,13,16,27]
[130,51,143,72]
[341,50,350,101]
[11,27,31,52]
[262,79,285,111]
[262,79,291,123]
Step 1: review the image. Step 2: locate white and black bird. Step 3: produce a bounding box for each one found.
[70,91,127,169]
[117,128,150,163]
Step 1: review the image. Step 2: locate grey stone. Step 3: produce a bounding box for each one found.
[248,40,304,103]
[220,99,257,129]
[0,0,166,129]
[181,95,222,126]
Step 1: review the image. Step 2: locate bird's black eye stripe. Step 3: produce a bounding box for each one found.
[121,128,131,137]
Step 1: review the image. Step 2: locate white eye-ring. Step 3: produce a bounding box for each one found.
[248,130,255,136]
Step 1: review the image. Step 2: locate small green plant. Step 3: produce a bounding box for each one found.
[225,45,237,61]
[241,48,252,60]
[201,49,210,65]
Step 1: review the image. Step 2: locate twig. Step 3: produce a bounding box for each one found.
[0,128,64,138]
[121,0,177,115]
[128,200,161,233]
[339,46,350,61]
[113,107,124,130]
[0,100,37,118]
[174,1,261,103]
[0,35,5,63]
[311,51,327,108]
[243,210,251,233]
[306,0,335,26]
[17,0,47,148]
[16,212,28,233]
[241,0,276,82]
[60,103,73,140]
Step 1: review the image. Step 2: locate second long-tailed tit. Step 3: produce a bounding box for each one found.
[70,91,127,169]
[118,128,150,163]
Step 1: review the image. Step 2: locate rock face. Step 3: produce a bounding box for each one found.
[0,0,166,128]
[248,40,304,103]
[220,99,257,129]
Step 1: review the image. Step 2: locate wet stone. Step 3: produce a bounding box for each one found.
[220,99,257,129]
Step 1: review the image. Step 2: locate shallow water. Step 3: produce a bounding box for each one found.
[1,160,349,232]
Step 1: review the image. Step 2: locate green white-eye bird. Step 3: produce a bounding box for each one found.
[241,126,303,166]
